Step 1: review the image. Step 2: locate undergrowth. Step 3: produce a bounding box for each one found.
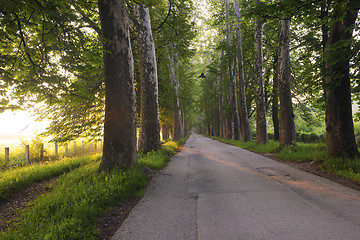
[0,137,187,240]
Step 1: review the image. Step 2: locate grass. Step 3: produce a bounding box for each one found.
[275,142,326,163]
[209,136,360,184]
[0,161,148,240]
[0,137,186,240]
[211,137,280,153]
[0,156,95,202]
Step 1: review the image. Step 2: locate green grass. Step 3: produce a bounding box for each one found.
[211,136,279,153]
[0,137,186,240]
[138,150,171,170]
[275,142,326,163]
[0,156,96,202]
[0,161,148,240]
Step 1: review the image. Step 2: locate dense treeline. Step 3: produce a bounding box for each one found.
[0,0,196,170]
[1,0,359,170]
[196,0,359,158]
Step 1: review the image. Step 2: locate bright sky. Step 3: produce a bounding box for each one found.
[0,110,50,145]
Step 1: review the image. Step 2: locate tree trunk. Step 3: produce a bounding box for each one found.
[225,0,241,140]
[325,2,359,158]
[161,123,170,140]
[135,4,161,153]
[234,0,251,142]
[254,0,268,144]
[98,0,137,171]
[278,16,295,146]
[272,54,280,141]
[227,115,233,139]
[167,46,183,141]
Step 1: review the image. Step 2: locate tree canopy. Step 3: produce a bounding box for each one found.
[1,0,360,163]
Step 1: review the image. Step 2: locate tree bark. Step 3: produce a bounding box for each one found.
[225,0,241,140]
[135,4,161,153]
[98,0,137,171]
[161,123,170,140]
[167,46,183,141]
[278,16,296,146]
[272,53,280,141]
[234,0,251,142]
[254,0,268,144]
[325,2,359,158]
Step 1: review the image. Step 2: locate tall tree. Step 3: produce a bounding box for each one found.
[134,4,161,153]
[278,11,295,146]
[254,0,268,144]
[234,0,252,142]
[325,0,359,157]
[167,45,184,141]
[272,53,280,141]
[225,0,241,140]
[98,0,137,170]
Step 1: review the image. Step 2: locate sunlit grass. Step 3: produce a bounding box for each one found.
[0,155,98,202]
[0,136,188,240]
[0,161,148,240]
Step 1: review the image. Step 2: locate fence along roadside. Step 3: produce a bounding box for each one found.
[1,140,103,168]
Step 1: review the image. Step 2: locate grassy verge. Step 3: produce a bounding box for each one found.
[208,136,360,184]
[0,138,186,240]
[0,156,95,202]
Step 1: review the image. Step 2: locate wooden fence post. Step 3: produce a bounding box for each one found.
[82,141,85,155]
[40,143,44,162]
[73,141,76,156]
[55,143,58,157]
[5,147,9,162]
[65,144,68,157]
[25,145,30,163]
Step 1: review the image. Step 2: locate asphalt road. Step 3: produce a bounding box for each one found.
[112,134,360,240]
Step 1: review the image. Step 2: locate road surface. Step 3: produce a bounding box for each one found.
[112,134,360,240]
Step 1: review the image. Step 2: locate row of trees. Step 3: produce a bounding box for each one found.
[0,0,196,170]
[197,0,359,158]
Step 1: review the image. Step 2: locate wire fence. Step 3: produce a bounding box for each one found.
[1,140,103,169]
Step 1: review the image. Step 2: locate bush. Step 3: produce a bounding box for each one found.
[296,132,325,143]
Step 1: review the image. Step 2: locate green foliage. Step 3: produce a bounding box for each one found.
[20,135,46,163]
[0,155,96,202]
[0,0,104,142]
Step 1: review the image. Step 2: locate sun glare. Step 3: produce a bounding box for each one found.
[0,110,50,144]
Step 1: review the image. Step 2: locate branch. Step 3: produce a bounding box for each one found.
[153,0,172,31]
[13,11,40,77]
